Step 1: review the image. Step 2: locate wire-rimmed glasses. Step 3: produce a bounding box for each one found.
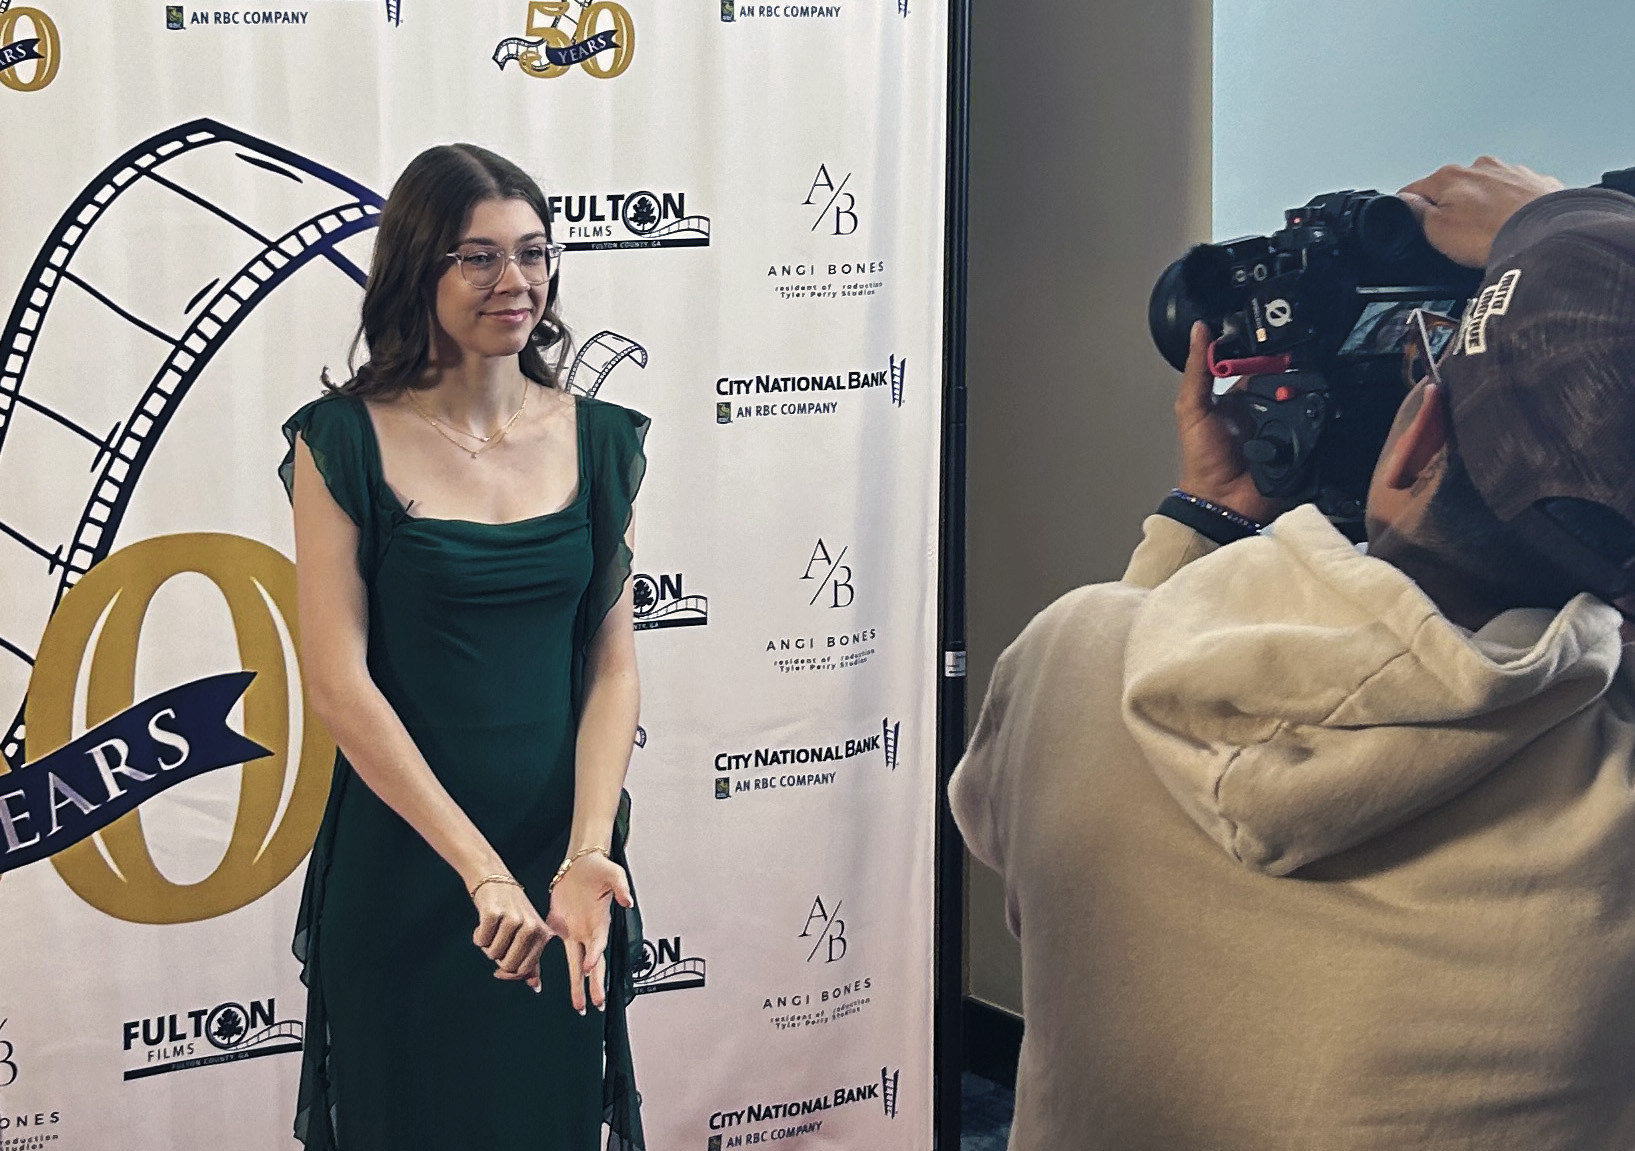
[444,241,565,289]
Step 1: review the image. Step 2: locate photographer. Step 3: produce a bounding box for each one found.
[951,158,1635,1150]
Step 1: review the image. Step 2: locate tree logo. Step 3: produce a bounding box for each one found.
[205,1004,248,1050]
[623,191,662,235]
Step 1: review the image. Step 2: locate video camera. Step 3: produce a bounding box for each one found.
[1148,190,1481,538]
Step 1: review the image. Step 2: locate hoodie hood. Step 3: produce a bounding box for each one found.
[1122,504,1625,875]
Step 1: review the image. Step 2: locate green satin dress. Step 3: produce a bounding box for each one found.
[278,390,647,1151]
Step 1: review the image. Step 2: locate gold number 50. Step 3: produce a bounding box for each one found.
[17,534,333,924]
[0,7,61,93]
[520,0,635,80]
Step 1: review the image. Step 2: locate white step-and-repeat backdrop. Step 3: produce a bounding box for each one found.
[0,1,948,1147]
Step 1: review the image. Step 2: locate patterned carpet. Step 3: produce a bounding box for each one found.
[961,1072,1014,1150]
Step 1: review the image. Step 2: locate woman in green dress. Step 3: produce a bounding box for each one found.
[279,144,646,1150]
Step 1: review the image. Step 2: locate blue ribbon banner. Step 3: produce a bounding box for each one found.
[544,29,618,66]
[0,671,272,874]
[0,37,44,74]
[491,30,620,70]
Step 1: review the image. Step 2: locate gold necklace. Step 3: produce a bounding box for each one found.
[406,383,530,459]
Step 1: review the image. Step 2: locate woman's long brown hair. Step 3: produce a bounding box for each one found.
[328,143,572,398]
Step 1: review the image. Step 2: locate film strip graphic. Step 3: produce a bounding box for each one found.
[385,0,402,24]
[633,595,708,629]
[881,1067,900,1118]
[565,329,647,397]
[633,957,707,995]
[235,1019,305,1048]
[0,119,383,770]
[882,718,899,769]
[643,216,711,242]
[889,354,905,407]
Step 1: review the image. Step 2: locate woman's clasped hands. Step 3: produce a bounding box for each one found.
[468,851,635,1012]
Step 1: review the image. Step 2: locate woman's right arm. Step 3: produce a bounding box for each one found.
[291,434,552,990]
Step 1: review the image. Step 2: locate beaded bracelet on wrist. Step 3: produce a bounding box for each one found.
[1157,489,1264,545]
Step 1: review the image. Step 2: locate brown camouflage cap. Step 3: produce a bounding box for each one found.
[1439,188,1635,599]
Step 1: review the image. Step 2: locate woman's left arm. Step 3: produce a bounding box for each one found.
[549,517,640,1013]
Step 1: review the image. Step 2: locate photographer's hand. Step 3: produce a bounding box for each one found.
[1397,156,1563,268]
[1175,321,1287,525]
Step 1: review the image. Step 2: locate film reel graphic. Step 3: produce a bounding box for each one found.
[0,118,651,774]
[0,119,382,770]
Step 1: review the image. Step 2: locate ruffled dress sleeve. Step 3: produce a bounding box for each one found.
[571,396,649,1151]
[576,395,650,649]
[279,393,385,582]
[277,392,377,1151]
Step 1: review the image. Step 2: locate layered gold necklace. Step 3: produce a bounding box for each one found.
[406,383,530,459]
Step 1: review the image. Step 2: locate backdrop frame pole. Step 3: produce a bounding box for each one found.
[934,0,972,1143]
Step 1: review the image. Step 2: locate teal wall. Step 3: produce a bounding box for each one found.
[1215,1,1635,237]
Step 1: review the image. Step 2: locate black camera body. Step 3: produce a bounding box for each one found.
[1149,190,1482,536]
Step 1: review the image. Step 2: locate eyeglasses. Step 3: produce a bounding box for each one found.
[1402,307,1460,390]
[444,242,565,289]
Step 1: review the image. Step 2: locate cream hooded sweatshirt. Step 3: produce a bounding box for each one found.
[952,505,1635,1151]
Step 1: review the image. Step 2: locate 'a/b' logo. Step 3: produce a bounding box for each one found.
[0,4,62,92]
[804,164,858,236]
[493,1,636,80]
[802,538,854,609]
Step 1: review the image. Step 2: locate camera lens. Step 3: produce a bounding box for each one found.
[1148,257,1205,372]
[1180,243,1242,314]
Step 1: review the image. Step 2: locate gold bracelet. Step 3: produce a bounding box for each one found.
[548,846,609,894]
[468,873,523,899]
